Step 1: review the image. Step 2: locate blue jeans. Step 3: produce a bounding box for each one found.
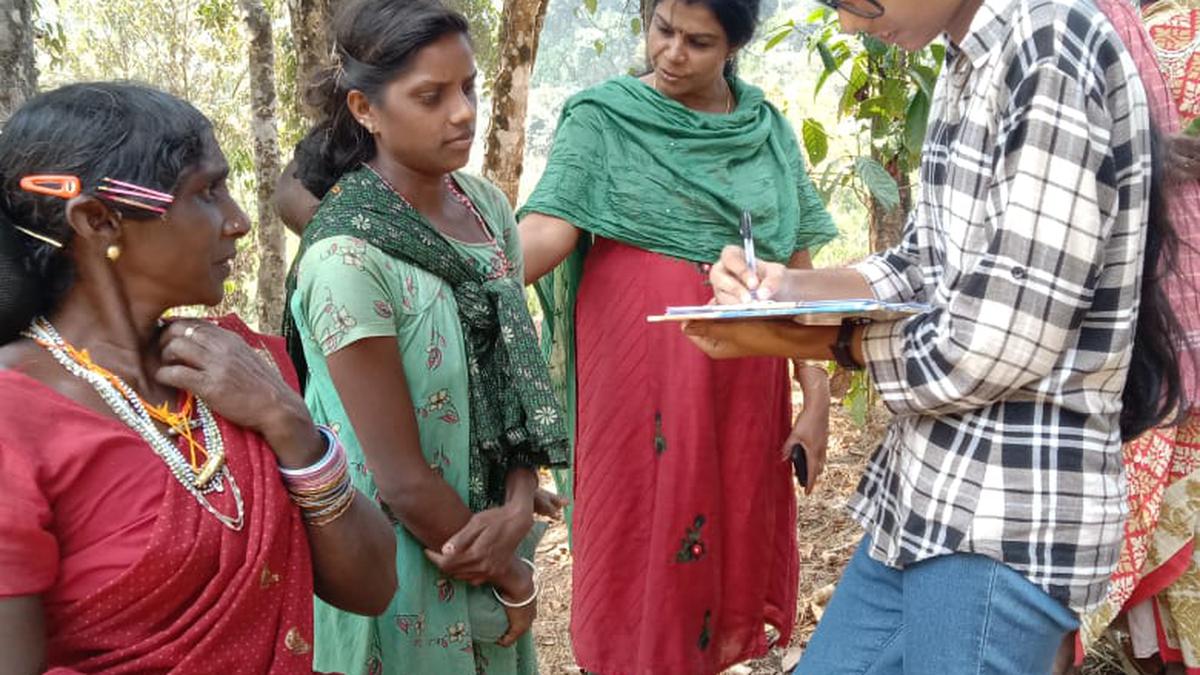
[796,536,1079,674]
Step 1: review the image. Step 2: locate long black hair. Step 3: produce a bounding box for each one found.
[1122,126,1188,440]
[650,0,761,76]
[0,82,211,345]
[293,0,470,199]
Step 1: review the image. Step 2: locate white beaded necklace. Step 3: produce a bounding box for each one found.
[23,317,244,531]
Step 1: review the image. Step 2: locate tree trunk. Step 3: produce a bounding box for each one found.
[868,154,911,253]
[0,0,36,122]
[482,0,551,206]
[242,0,286,331]
[286,0,334,124]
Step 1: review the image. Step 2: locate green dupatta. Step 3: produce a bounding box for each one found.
[518,75,838,523]
[284,167,568,510]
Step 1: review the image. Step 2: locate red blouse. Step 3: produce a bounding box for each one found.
[0,368,166,615]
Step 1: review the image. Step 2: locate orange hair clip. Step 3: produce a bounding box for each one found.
[19,175,82,200]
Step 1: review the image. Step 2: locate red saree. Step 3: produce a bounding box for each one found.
[570,239,798,674]
[0,316,316,674]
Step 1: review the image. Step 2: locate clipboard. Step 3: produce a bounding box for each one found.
[646,299,929,325]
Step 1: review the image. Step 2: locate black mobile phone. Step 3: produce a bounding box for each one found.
[790,443,809,488]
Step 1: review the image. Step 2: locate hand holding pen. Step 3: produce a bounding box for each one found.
[707,244,790,304]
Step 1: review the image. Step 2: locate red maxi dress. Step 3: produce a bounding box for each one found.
[570,238,798,674]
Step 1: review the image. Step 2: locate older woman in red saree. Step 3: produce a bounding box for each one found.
[0,82,396,674]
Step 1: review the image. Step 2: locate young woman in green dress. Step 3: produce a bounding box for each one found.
[282,2,568,673]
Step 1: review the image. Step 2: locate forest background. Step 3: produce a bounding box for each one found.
[3,0,940,421]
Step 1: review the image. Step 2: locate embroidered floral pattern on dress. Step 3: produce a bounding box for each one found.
[259,565,281,589]
[654,411,667,456]
[434,622,468,648]
[316,286,357,353]
[676,515,707,563]
[395,613,426,636]
[417,389,461,424]
[284,627,311,655]
[373,300,394,319]
[320,237,367,269]
[427,327,447,371]
[428,447,451,477]
[436,577,455,603]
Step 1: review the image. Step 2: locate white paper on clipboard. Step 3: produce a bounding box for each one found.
[646,299,929,325]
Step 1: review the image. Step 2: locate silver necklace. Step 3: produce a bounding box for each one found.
[23,317,244,531]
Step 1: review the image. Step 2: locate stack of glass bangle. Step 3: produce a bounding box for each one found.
[279,426,355,527]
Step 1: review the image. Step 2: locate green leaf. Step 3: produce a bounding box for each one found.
[881,78,909,116]
[855,156,901,212]
[817,40,837,73]
[583,0,597,14]
[593,39,605,55]
[631,16,642,35]
[1185,117,1200,137]
[861,35,888,58]
[765,26,792,52]
[839,61,868,117]
[856,96,890,120]
[929,43,947,65]
[904,91,931,159]
[910,65,938,100]
[801,118,829,166]
[843,369,870,426]
[814,68,833,98]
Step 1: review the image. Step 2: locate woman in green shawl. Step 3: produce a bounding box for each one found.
[281,1,568,673]
[518,0,838,672]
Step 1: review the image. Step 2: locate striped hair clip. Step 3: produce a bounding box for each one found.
[96,177,174,215]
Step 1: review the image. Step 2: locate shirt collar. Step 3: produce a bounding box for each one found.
[951,0,1020,71]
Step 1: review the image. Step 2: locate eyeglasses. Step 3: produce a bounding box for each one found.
[815,0,885,20]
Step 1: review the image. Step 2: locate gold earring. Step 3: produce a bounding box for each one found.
[106,245,121,261]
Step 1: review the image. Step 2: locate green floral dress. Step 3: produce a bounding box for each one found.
[291,173,538,675]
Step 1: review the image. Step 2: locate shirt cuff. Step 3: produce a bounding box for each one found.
[853,256,913,305]
[861,318,915,416]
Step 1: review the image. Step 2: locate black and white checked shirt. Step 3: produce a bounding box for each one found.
[851,0,1151,611]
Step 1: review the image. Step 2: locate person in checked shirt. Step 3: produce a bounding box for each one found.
[683,0,1187,671]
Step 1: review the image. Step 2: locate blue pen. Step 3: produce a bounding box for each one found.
[739,210,759,301]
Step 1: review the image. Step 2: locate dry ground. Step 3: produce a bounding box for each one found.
[531,403,1131,674]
